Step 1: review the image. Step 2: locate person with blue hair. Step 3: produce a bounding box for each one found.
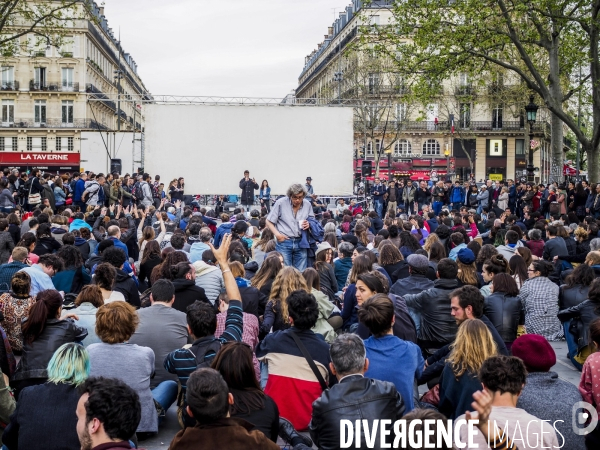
[4,343,90,450]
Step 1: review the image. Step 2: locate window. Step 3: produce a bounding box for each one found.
[422,139,441,155]
[62,68,74,91]
[27,136,32,151]
[0,137,17,151]
[370,15,380,26]
[396,103,407,122]
[34,100,46,124]
[368,73,379,94]
[27,137,47,151]
[42,136,47,151]
[56,137,61,151]
[516,139,525,156]
[492,104,503,129]
[366,140,380,156]
[459,73,468,86]
[459,103,471,128]
[61,36,74,56]
[62,100,74,125]
[394,139,412,156]
[1,67,14,89]
[68,137,74,151]
[488,139,505,157]
[34,67,47,89]
[2,100,14,124]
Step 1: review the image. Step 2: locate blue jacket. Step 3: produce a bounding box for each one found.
[214,223,234,248]
[449,186,465,204]
[508,185,517,204]
[69,219,92,232]
[73,179,86,202]
[334,258,353,288]
[371,183,386,201]
[259,187,271,200]
[300,217,324,250]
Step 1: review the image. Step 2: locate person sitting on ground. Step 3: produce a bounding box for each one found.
[100,247,140,307]
[229,261,265,318]
[92,262,126,303]
[511,334,585,448]
[0,271,35,353]
[479,254,509,298]
[75,377,142,450]
[211,341,280,442]
[256,290,333,433]
[17,253,63,296]
[543,224,569,261]
[169,261,210,313]
[61,285,104,347]
[164,234,244,427]
[496,230,523,262]
[168,368,280,450]
[456,355,559,448]
[358,294,423,413]
[4,343,90,450]
[483,273,522,350]
[402,258,460,352]
[0,246,29,288]
[302,268,338,342]
[334,241,354,288]
[309,334,405,449]
[250,253,283,308]
[438,318,497,420]
[11,289,87,398]
[448,232,467,261]
[52,245,91,295]
[129,279,188,413]
[138,240,162,290]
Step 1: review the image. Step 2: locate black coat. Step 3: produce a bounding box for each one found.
[239,179,259,205]
[558,300,600,352]
[317,263,339,302]
[114,269,141,308]
[310,374,404,450]
[3,382,81,450]
[392,261,437,283]
[239,285,266,319]
[483,292,522,344]
[559,284,589,310]
[11,319,87,385]
[172,278,210,313]
[139,255,162,288]
[32,236,61,256]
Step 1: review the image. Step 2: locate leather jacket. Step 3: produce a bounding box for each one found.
[403,278,459,347]
[558,300,600,352]
[12,319,88,381]
[559,284,589,310]
[309,374,404,450]
[483,292,522,344]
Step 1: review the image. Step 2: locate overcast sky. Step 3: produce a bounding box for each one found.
[103,0,346,99]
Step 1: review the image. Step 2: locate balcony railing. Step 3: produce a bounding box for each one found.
[59,82,79,92]
[0,81,19,91]
[454,85,474,96]
[353,120,548,133]
[29,80,49,91]
[0,119,94,129]
[86,84,117,111]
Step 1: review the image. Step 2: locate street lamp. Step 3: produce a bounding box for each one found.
[524,95,538,183]
[385,148,392,182]
[333,71,343,104]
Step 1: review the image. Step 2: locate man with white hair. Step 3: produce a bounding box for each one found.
[266,183,314,271]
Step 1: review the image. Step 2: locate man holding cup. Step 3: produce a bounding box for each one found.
[266,183,315,271]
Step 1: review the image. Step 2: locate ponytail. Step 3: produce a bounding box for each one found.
[21,290,63,344]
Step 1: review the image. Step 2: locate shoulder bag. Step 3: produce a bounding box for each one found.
[289,330,328,392]
[28,178,41,206]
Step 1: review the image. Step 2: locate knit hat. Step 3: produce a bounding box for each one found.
[457,248,475,265]
[341,234,358,247]
[315,242,332,257]
[511,334,556,372]
[407,254,429,270]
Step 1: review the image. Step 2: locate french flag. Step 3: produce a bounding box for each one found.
[451,116,455,134]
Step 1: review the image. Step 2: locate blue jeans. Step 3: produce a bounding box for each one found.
[275,237,307,271]
[563,321,583,371]
[451,202,462,211]
[433,201,443,215]
[152,380,178,413]
[373,199,384,218]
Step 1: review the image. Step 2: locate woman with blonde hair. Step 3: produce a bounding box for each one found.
[456,248,480,287]
[497,186,509,210]
[438,318,497,419]
[108,178,122,206]
[138,208,166,254]
[423,233,440,254]
[259,266,308,339]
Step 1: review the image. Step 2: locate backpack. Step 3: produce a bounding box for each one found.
[151,183,160,199]
[133,182,144,201]
[97,185,106,205]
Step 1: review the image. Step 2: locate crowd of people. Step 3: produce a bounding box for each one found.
[0,167,599,448]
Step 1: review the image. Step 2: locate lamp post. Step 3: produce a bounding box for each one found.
[333,71,343,104]
[385,148,392,182]
[444,146,450,182]
[524,95,539,183]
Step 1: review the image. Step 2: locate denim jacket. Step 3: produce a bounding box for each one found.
[259,187,271,200]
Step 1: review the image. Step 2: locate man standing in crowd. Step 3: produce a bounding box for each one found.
[305,176,314,195]
[266,183,314,271]
[402,179,416,215]
[386,179,399,218]
[73,172,87,211]
[415,180,431,212]
[450,180,465,210]
[239,170,259,212]
[371,177,385,218]
[431,180,446,216]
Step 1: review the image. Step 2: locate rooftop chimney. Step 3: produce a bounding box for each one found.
[99,6,104,15]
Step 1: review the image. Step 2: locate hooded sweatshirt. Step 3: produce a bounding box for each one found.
[189,242,211,264]
[193,261,224,304]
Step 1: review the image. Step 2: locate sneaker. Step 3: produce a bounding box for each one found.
[278,417,313,447]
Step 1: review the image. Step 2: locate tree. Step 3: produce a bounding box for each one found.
[361,0,600,182]
[0,0,84,57]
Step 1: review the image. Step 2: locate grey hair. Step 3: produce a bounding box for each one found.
[323,222,336,233]
[338,241,354,257]
[286,183,307,198]
[591,238,600,252]
[330,334,365,377]
[528,229,542,241]
[199,227,213,243]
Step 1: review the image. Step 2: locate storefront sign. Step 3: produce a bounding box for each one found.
[489,174,503,181]
[0,152,80,165]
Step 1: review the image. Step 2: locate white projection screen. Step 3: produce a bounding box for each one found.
[143,104,354,196]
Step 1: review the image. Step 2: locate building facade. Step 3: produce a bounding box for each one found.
[0,1,150,173]
[296,0,564,183]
